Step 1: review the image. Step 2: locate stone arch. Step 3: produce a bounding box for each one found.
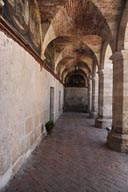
[64,69,89,112]
[117,0,128,51]
[54,40,99,80]
[62,66,90,83]
[43,36,73,70]
[43,35,100,73]
[41,0,113,59]
[60,61,92,82]
[65,72,87,88]
[57,57,93,78]
[100,41,113,69]
[56,57,75,75]
[41,23,57,59]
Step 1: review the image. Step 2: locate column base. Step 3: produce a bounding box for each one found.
[89,111,97,119]
[95,117,112,128]
[107,131,128,152]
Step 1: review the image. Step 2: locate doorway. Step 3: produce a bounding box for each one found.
[50,87,55,121]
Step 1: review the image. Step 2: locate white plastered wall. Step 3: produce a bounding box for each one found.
[0,31,64,189]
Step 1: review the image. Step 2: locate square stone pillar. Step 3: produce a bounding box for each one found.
[88,78,92,113]
[107,50,128,152]
[90,75,98,118]
[95,68,112,128]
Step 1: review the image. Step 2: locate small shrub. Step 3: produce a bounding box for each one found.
[45,120,54,134]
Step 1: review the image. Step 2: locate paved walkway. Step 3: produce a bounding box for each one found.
[1,113,128,192]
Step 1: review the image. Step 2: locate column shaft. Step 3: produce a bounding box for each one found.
[88,79,92,113]
[95,66,112,128]
[107,50,128,152]
[90,76,98,118]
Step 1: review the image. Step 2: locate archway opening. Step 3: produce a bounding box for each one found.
[64,70,88,112]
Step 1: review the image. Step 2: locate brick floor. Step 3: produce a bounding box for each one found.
[1,113,128,192]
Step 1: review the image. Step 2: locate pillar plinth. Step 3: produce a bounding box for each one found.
[107,50,128,152]
[107,131,128,152]
[90,111,97,118]
[95,116,112,128]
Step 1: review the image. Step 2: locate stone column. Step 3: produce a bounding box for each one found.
[95,67,112,128]
[90,76,98,118]
[88,78,92,113]
[0,0,4,14]
[95,70,104,126]
[95,74,99,113]
[107,50,128,152]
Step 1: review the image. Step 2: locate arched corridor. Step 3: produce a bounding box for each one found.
[0,0,128,190]
[1,113,128,192]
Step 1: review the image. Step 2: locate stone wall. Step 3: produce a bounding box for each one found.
[0,31,64,189]
[103,45,113,119]
[64,87,88,112]
[124,23,128,49]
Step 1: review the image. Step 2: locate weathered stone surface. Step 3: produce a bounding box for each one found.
[107,131,128,152]
[64,87,88,112]
[107,50,128,152]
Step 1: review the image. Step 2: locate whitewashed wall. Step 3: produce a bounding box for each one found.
[0,31,64,189]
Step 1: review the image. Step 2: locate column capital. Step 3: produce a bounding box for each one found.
[0,0,4,13]
[110,50,128,62]
[88,78,92,82]
[88,75,92,81]
[97,69,104,76]
[92,76,96,80]
[110,51,122,62]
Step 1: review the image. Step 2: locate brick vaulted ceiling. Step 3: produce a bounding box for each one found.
[37,0,126,81]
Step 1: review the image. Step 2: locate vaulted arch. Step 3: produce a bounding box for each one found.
[41,0,112,60]
[117,0,128,51]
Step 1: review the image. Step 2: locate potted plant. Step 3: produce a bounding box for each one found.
[45,120,54,134]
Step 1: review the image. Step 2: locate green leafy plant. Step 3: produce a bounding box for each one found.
[45,120,54,134]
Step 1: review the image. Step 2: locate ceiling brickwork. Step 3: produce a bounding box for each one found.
[37,0,126,81]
